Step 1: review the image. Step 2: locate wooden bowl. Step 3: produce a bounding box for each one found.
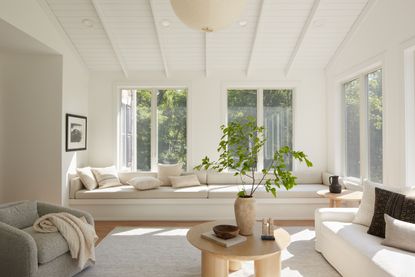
[213,225,239,240]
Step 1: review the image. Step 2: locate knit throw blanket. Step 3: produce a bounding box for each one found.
[33,212,98,268]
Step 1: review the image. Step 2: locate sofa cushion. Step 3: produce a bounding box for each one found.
[118,172,158,185]
[169,174,201,188]
[321,221,415,277]
[0,201,38,229]
[158,163,183,186]
[91,166,122,188]
[208,184,327,199]
[353,181,413,227]
[368,188,415,238]
[127,176,161,191]
[76,167,98,190]
[22,226,69,264]
[76,185,208,199]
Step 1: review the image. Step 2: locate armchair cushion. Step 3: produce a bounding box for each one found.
[0,201,38,229]
[23,226,69,264]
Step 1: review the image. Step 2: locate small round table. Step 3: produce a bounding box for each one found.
[317,189,363,207]
[187,221,290,277]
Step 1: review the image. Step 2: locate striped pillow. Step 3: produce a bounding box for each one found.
[91,166,121,189]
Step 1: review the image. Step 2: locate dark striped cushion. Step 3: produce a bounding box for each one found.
[368,187,415,238]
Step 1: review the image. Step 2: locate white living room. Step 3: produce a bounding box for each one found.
[0,0,414,276]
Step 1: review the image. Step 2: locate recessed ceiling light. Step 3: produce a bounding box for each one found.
[161,20,171,28]
[81,18,94,28]
[239,20,248,27]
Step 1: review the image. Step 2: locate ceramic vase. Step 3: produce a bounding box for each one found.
[329,175,342,193]
[234,197,256,235]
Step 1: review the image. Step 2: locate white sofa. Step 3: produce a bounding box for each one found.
[315,208,415,277]
[68,170,330,220]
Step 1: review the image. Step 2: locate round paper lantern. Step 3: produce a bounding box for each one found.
[170,0,247,32]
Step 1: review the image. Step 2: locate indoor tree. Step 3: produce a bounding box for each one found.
[195,116,313,198]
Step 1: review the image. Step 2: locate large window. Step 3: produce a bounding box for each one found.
[227,88,293,170]
[367,69,383,183]
[344,79,360,178]
[120,88,187,171]
[342,68,383,183]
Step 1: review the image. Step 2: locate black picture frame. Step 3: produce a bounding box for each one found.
[66,113,87,152]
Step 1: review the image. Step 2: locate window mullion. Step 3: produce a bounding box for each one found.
[151,89,158,172]
[132,90,137,171]
[257,88,264,171]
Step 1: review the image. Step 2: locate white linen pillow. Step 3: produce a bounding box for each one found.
[382,214,415,252]
[76,167,98,190]
[91,166,122,188]
[127,177,161,191]
[353,181,410,226]
[169,174,201,188]
[158,163,183,186]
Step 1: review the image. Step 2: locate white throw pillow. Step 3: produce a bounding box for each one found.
[127,177,161,191]
[382,214,415,252]
[158,163,183,186]
[91,166,122,189]
[76,167,98,190]
[353,181,410,226]
[169,174,201,188]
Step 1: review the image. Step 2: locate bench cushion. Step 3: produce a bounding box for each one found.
[23,226,69,264]
[76,185,208,199]
[208,184,328,199]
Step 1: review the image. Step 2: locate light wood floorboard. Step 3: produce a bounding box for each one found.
[95,220,314,244]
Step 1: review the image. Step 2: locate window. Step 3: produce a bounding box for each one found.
[367,69,383,183]
[227,88,293,171]
[342,68,383,183]
[120,88,187,171]
[344,79,360,178]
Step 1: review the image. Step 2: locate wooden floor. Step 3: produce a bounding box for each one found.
[95,220,314,244]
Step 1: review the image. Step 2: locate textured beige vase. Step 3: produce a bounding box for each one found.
[234,197,256,236]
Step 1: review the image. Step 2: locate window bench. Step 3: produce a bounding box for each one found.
[68,171,331,220]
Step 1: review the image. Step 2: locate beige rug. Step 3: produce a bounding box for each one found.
[77,226,340,277]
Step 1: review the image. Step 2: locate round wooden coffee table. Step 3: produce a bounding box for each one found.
[317,189,363,207]
[187,221,290,277]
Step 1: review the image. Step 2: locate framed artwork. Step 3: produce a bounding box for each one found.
[66,113,87,152]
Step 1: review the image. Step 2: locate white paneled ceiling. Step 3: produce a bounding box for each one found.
[43,0,369,76]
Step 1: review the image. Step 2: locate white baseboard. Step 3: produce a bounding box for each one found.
[69,198,328,221]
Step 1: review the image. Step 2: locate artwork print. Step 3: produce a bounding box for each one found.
[66,114,87,151]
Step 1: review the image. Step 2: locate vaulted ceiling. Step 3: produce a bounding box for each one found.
[42,0,370,76]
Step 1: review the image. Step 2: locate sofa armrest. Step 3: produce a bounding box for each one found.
[315,208,358,223]
[314,208,358,253]
[0,222,38,277]
[37,202,95,226]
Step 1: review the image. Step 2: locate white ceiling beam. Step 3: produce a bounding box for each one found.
[325,0,378,71]
[246,0,266,77]
[91,0,129,78]
[37,0,89,71]
[149,0,169,78]
[284,0,321,77]
[205,33,209,77]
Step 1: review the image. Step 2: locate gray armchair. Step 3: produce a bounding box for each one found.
[0,201,95,277]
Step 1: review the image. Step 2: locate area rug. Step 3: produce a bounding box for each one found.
[77,226,340,277]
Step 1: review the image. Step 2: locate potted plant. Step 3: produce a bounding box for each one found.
[195,117,313,235]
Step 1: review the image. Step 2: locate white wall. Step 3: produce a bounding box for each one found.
[0,52,63,203]
[0,0,90,204]
[326,0,415,186]
[89,70,327,172]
